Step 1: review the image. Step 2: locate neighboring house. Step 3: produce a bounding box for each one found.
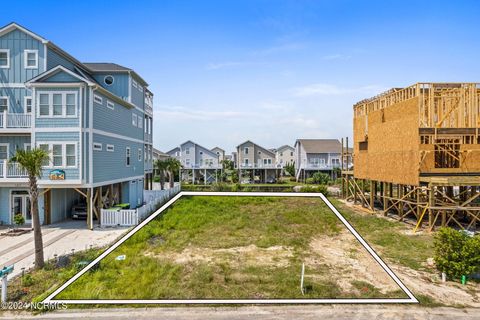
[0,23,154,227]
[166,147,181,161]
[179,141,221,184]
[236,140,279,183]
[152,148,170,162]
[211,147,225,163]
[294,139,350,181]
[275,145,295,167]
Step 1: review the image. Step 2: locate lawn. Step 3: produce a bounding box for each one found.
[54,196,406,300]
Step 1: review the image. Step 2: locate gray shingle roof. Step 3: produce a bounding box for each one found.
[83,62,131,72]
[296,139,342,153]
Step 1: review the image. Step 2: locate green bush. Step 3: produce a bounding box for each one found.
[305,177,315,184]
[300,185,329,195]
[433,227,480,279]
[14,213,25,227]
[311,172,330,185]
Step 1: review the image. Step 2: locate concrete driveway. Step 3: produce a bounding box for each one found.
[0,220,128,279]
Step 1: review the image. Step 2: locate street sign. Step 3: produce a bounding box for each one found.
[1,265,14,303]
[0,265,13,277]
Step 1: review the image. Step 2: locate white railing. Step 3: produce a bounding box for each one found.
[238,163,278,169]
[100,184,181,227]
[183,164,222,169]
[0,161,28,179]
[0,112,32,129]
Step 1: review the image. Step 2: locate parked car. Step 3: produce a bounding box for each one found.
[71,204,87,219]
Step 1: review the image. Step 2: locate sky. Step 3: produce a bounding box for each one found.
[5,0,480,153]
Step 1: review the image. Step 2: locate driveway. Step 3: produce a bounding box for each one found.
[0,220,128,279]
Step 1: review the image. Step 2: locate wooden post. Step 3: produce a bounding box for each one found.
[354,178,358,205]
[429,184,435,231]
[383,182,388,215]
[369,180,374,211]
[87,188,92,230]
[108,184,113,207]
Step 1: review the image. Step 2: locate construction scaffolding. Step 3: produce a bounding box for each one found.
[342,83,480,231]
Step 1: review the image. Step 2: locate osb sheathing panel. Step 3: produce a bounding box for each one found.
[419,143,480,173]
[354,97,420,185]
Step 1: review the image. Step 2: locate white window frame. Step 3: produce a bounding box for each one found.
[0,49,10,69]
[104,75,114,86]
[36,142,78,169]
[24,96,32,113]
[0,96,9,112]
[106,100,114,110]
[93,94,103,105]
[244,147,249,155]
[132,113,137,126]
[0,143,9,160]
[138,148,142,161]
[126,147,131,166]
[138,85,143,93]
[24,49,38,69]
[93,142,103,151]
[36,91,78,118]
[106,144,114,152]
[138,115,143,129]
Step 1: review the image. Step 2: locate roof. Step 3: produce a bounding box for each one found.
[166,147,180,154]
[295,139,342,153]
[211,147,225,152]
[276,145,294,152]
[153,148,169,157]
[83,62,148,86]
[236,140,276,157]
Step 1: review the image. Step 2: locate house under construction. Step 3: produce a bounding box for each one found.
[342,83,480,231]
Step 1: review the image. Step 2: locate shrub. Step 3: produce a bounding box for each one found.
[434,227,480,279]
[305,177,315,184]
[14,213,25,227]
[311,172,330,185]
[300,185,329,196]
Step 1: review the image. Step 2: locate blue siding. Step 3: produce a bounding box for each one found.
[92,133,144,183]
[47,49,75,71]
[92,91,144,140]
[0,188,10,225]
[92,73,129,100]
[49,188,81,223]
[44,71,80,82]
[0,29,46,83]
[131,75,145,109]
[0,135,31,158]
[0,87,31,113]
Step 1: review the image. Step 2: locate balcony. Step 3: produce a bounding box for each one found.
[238,163,280,169]
[0,160,28,180]
[183,163,222,170]
[0,112,32,131]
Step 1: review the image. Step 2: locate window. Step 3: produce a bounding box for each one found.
[93,142,103,151]
[244,158,249,165]
[144,118,148,133]
[52,94,62,116]
[38,144,49,166]
[37,92,77,117]
[66,94,75,116]
[244,147,249,155]
[24,50,38,69]
[0,97,8,112]
[126,147,131,166]
[138,85,143,93]
[0,49,10,68]
[66,144,76,167]
[0,144,8,160]
[290,151,294,156]
[199,151,203,155]
[138,148,142,161]
[106,144,114,152]
[132,113,137,126]
[185,159,190,166]
[185,147,190,155]
[280,152,283,156]
[104,75,114,86]
[39,94,49,116]
[132,80,138,88]
[52,144,63,167]
[24,97,32,113]
[106,100,114,110]
[94,95,103,104]
[138,116,143,129]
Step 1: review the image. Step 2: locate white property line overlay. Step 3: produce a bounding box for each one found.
[44,192,418,304]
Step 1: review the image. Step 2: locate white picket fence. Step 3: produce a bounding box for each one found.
[100,184,180,227]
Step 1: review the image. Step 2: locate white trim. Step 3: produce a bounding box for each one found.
[43,43,47,71]
[0,143,9,160]
[132,79,138,88]
[24,96,32,113]
[106,144,114,152]
[106,100,114,110]
[132,113,137,126]
[36,91,78,118]
[89,88,94,184]
[36,141,78,169]
[93,94,103,105]
[104,75,114,86]
[0,96,9,112]
[91,129,146,144]
[0,49,10,68]
[93,142,102,151]
[26,65,94,86]
[43,192,418,305]
[34,127,80,132]
[89,175,145,188]
[0,23,48,44]
[24,49,38,69]
[0,83,24,88]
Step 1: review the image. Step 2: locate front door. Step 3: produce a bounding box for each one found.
[12,192,31,224]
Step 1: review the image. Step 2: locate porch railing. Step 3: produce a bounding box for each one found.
[0,112,32,129]
[0,161,28,179]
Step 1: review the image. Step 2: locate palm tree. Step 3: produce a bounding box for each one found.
[165,158,182,188]
[154,159,169,190]
[11,148,49,269]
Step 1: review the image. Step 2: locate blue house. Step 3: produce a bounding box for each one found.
[0,23,154,228]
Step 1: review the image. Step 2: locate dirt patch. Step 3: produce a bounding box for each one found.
[307,230,400,294]
[146,244,294,268]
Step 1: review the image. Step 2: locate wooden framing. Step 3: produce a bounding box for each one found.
[343,83,480,231]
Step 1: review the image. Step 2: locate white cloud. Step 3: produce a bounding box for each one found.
[291,83,385,97]
[154,105,254,121]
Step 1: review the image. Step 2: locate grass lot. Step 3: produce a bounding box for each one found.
[9,195,438,303]
[54,196,406,300]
